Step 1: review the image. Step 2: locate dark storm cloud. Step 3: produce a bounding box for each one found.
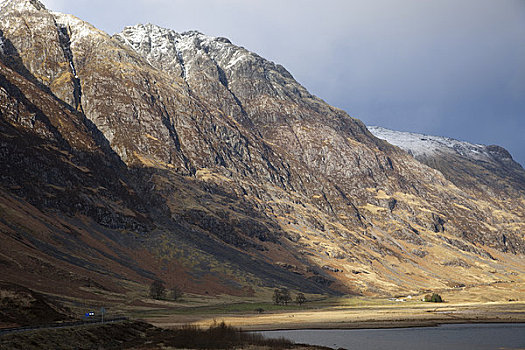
[43,0,525,166]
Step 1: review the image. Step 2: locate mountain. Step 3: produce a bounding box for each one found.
[369,126,525,200]
[0,0,523,303]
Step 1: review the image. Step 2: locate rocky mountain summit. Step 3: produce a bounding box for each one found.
[0,0,523,301]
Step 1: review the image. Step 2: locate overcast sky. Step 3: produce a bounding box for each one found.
[40,0,525,166]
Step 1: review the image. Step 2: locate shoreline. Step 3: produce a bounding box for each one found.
[243,319,525,332]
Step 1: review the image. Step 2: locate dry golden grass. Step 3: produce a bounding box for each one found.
[147,300,525,331]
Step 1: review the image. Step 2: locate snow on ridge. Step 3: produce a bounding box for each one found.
[0,0,105,45]
[51,12,107,44]
[120,23,226,49]
[117,24,182,69]
[368,126,491,161]
[118,23,251,71]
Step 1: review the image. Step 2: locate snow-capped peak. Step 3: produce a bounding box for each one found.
[118,24,234,55]
[368,126,493,161]
[115,23,253,76]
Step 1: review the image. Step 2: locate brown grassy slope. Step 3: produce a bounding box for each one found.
[0,281,71,328]
[0,59,334,300]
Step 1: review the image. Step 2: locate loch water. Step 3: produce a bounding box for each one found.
[257,323,525,350]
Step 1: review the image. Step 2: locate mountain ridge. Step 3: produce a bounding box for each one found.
[369,126,525,200]
[0,0,523,303]
[369,126,522,166]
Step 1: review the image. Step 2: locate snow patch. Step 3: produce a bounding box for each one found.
[0,0,45,13]
[0,0,8,12]
[368,126,491,161]
[225,51,249,69]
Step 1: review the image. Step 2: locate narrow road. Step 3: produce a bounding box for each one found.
[0,317,129,336]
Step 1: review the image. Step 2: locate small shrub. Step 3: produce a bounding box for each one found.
[165,322,294,349]
[424,293,443,302]
[149,280,166,300]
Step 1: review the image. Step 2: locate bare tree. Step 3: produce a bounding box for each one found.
[280,288,291,305]
[170,285,183,301]
[272,287,293,305]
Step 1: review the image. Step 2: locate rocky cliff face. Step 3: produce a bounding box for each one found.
[0,0,523,299]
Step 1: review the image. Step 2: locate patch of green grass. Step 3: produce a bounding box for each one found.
[130,301,312,318]
[128,294,393,320]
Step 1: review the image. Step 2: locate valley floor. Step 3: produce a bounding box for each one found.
[103,283,524,332]
[146,301,525,331]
